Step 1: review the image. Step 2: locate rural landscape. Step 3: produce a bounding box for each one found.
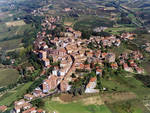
[0,0,150,113]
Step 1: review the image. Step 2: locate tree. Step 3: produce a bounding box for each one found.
[84,59,89,65]
[97,75,103,90]
[71,73,76,78]
[81,30,91,39]
[31,99,44,107]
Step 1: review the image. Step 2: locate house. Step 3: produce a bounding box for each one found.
[41,43,48,49]
[39,51,47,59]
[111,63,118,69]
[32,89,43,97]
[85,77,99,93]
[42,58,50,67]
[26,66,35,73]
[145,47,150,52]
[14,99,32,113]
[60,59,71,67]
[37,109,46,113]
[14,99,26,106]
[115,39,121,46]
[135,67,144,74]
[66,27,74,32]
[64,8,71,12]
[101,52,107,59]
[64,32,74,37]
[73,31,82,38]
[130,62,137,67]
[0,105,7,112]
[22,107,37,113]
[78,50,85,57]
[66,45,75,53]
[42,75,58,93]
[52,69,58,76]
[94,51,101,58]
[78,63,84,69]
[84,64,91,71]
[96,69,102,75]
[123,63,133,72]
[105,53,116,63]
[58,67,69,76]
[24,94,34,101]
[13,106,21,113]
[60,80,70,92]
[86,51,93,57]
[121,33,135,40]
[58,48,66,56]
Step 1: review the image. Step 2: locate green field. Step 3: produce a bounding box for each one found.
[0,82,33,106]
[73,16,114,31]
[107,99,148,113]
[108,43,131,57]
[104,27,136,35]
[0,68,20,87]
[101,75,150,98]
[0,23,32,50]
[63,17,76,27]
[43,100,112,113]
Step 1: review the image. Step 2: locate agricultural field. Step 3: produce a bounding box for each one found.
[0,82,33,106]
[0,68,20,87]
[104,27,136,35]
[107,99,149,113]
[73,16,114,31]
[5,20,26,27]
[0,23,32,50]
[0,38,23,51]
[63,17,76,27]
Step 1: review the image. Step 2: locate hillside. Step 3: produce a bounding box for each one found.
[0,0,150,113]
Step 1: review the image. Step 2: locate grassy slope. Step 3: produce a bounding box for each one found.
[107,99,147,113]
[104,27,136,35]
[0,24,32,50]
[0,38,23,51]
[44,100,111,113]
[0,68,20,87]
[0,82,33,106]
[101,75,150,98]
[0,24,31,41]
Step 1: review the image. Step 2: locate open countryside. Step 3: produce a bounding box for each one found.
[0,0,150,113]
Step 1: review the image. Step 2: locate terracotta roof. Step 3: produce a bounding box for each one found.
[111,63,118,67]
[89,77,97,82]
[0,105,7,112]
[96,69,102,72]
[24,94,34,98]
[37,109,45,113]
[22,107,36,113]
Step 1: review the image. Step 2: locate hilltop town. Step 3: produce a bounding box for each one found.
[0,16,144,113]
[1,0,150,113]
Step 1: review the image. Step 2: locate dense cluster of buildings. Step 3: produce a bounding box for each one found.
[32,22,144,96]
[3,15,144,113]
[13,99,45,113]
[119,51,144,74]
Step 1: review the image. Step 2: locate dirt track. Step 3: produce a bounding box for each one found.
[59,92,137,105]
[101,92,137,104]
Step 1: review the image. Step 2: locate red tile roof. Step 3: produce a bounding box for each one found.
[22,107,36,113]
[89,77,97,82]
[0,105,7,112]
